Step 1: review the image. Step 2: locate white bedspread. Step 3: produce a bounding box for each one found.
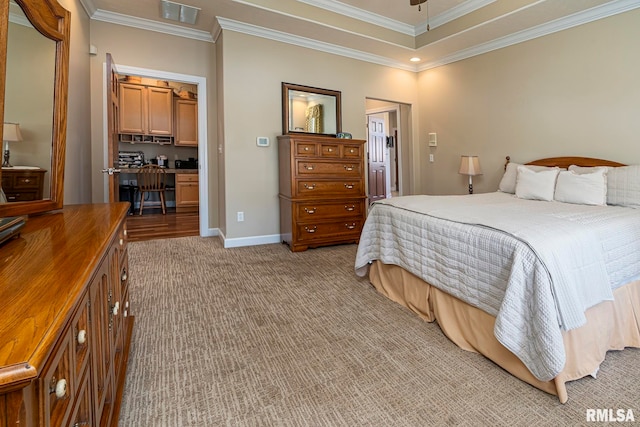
[354,192,640,381]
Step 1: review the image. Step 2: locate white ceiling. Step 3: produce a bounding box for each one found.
[82,0,640,71]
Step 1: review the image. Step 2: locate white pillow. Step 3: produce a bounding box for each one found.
[554,170,607,205]
[515,165,559,201]
[606,165,640,208]
[568,165,610,176]
[499,163,561,194]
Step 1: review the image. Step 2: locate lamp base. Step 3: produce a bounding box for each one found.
[468,183,473,194]
[2,149,12,168]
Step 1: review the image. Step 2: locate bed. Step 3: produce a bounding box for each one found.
[355,156,640,403]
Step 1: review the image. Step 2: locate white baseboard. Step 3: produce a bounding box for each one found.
[222,233,281,248]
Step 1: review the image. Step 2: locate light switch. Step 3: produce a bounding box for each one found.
[428,133,437,147]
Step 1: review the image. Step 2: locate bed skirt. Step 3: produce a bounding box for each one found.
[369,261,640,403]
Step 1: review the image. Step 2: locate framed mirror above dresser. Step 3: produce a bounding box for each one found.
[0,0,70,217]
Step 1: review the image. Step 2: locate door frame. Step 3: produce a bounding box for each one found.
[365,103,404,196]
[102,64,210,237]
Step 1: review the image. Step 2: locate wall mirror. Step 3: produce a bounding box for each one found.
[0,0,70,217]
[282,83,341,136]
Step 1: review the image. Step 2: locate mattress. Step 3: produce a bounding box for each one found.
[355,192,640,381]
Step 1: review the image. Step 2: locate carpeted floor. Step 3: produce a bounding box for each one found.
[119,237,640,426]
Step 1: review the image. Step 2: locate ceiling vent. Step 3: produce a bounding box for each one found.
[160,0,200,25]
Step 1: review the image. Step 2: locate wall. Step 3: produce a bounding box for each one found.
[418,8,640,195]
[219,31,419,243]
[88,21,216,225]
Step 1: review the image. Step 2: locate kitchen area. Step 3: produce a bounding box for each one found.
[116,75,199,219]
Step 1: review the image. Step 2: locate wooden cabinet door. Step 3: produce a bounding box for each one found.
[174,99,198,146]
[175,174,199,210]
[147,87,173,135]
[119,83,146,134]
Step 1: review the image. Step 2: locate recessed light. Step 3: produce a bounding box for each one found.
[410,57,421,62]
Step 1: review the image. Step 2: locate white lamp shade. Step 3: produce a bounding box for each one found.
[459,155,482,176]
[3,123,23,142]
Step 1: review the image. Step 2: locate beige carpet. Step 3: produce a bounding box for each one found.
[119,237,640,426]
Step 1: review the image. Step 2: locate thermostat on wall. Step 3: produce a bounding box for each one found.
[256,136,270,147]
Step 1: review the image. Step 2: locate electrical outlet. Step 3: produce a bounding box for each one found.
[237,212,244,222]
[429,154,434,163]
[130,179,137,186]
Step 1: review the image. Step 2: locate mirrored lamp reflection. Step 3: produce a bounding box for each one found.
[2,122,23,168]
[458,155,482,194]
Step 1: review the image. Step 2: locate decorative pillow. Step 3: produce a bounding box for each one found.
[515,165,560,201]
[554,170,607,205]
[568,165,610,176]
[605,165,640,208]
[499,163,561,194]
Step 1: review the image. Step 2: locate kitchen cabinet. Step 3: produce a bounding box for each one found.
[175,173,199,211]
[119,82,173,136]
[174,98,198,146]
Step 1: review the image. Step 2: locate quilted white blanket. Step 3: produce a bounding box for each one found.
[355,192,640,381]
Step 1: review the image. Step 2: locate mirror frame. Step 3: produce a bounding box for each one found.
[0,0,70,217]
[281,82,341,137]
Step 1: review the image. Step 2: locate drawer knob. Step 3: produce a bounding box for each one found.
[77,329,87,345]
[345,205,355,211]
[344,165,354,171]
[345,223,357,230]
[304,226,317,233]
[304,147,310,151]
[304,207,316,214]
[54,378,67,398]
[304,183,316,190]
[23,178,31,183]
[119,238,124,246]
[124,229,128,236]
[328,148,333,152]
[304,164,315,171]
[349,149,355,153]
[344,184,354,189]
[121,268,127,282]
[112,301,120,316]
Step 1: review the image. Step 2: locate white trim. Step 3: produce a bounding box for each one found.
[78,0,96,17]
[103,63,210,237]
[91,9,214,42]
[216,17,418,72]
[222,233,281,248]
[418,0,640,70]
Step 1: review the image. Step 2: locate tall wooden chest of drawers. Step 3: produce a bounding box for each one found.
[278,134,367,252]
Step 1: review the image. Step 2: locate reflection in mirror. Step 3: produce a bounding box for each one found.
[282,83,341,136]
[2,1,55,202]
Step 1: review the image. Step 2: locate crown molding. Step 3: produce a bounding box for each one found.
[296,0,415,36]
[78,0,97,18]
[91,9,214,43]
[415,0,496,34]
[216,17,418,72]
[417,0,640,71]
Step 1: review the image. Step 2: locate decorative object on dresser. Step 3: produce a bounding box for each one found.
[2,122,23,167]
[278,134,366,252]
[458,155,482,194]
[0,203,133,427]
[1,167,46,201]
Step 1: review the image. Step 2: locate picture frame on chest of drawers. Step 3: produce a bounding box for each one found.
[279,83,366,252]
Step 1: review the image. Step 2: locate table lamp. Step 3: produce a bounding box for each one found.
[459,155,482,194]
[2,122,23,168]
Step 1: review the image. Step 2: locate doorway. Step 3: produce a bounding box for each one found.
[103,60,209,238]
[365,99,408,201]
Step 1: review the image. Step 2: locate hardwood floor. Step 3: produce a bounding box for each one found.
[126,208,199,242]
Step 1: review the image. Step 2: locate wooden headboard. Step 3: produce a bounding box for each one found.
[505,155,626,170]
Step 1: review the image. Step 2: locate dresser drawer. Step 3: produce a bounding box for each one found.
[296,219,363,242]
[295,142,317,156]
[320,143,340,157]
[296,160,361,177]
[14,174,42,189]
[296,180,363,196]
[343,144,362,158]
[295,199,365,221]
[4,190,40,202]
[72,292,91,384]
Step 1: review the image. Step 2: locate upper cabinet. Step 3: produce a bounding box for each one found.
[119,82,173,136]
[174,98,197,147]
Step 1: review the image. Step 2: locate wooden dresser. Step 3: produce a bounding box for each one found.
[278,134,367,252]
[0,203,134,427]
[1,168,46,202]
